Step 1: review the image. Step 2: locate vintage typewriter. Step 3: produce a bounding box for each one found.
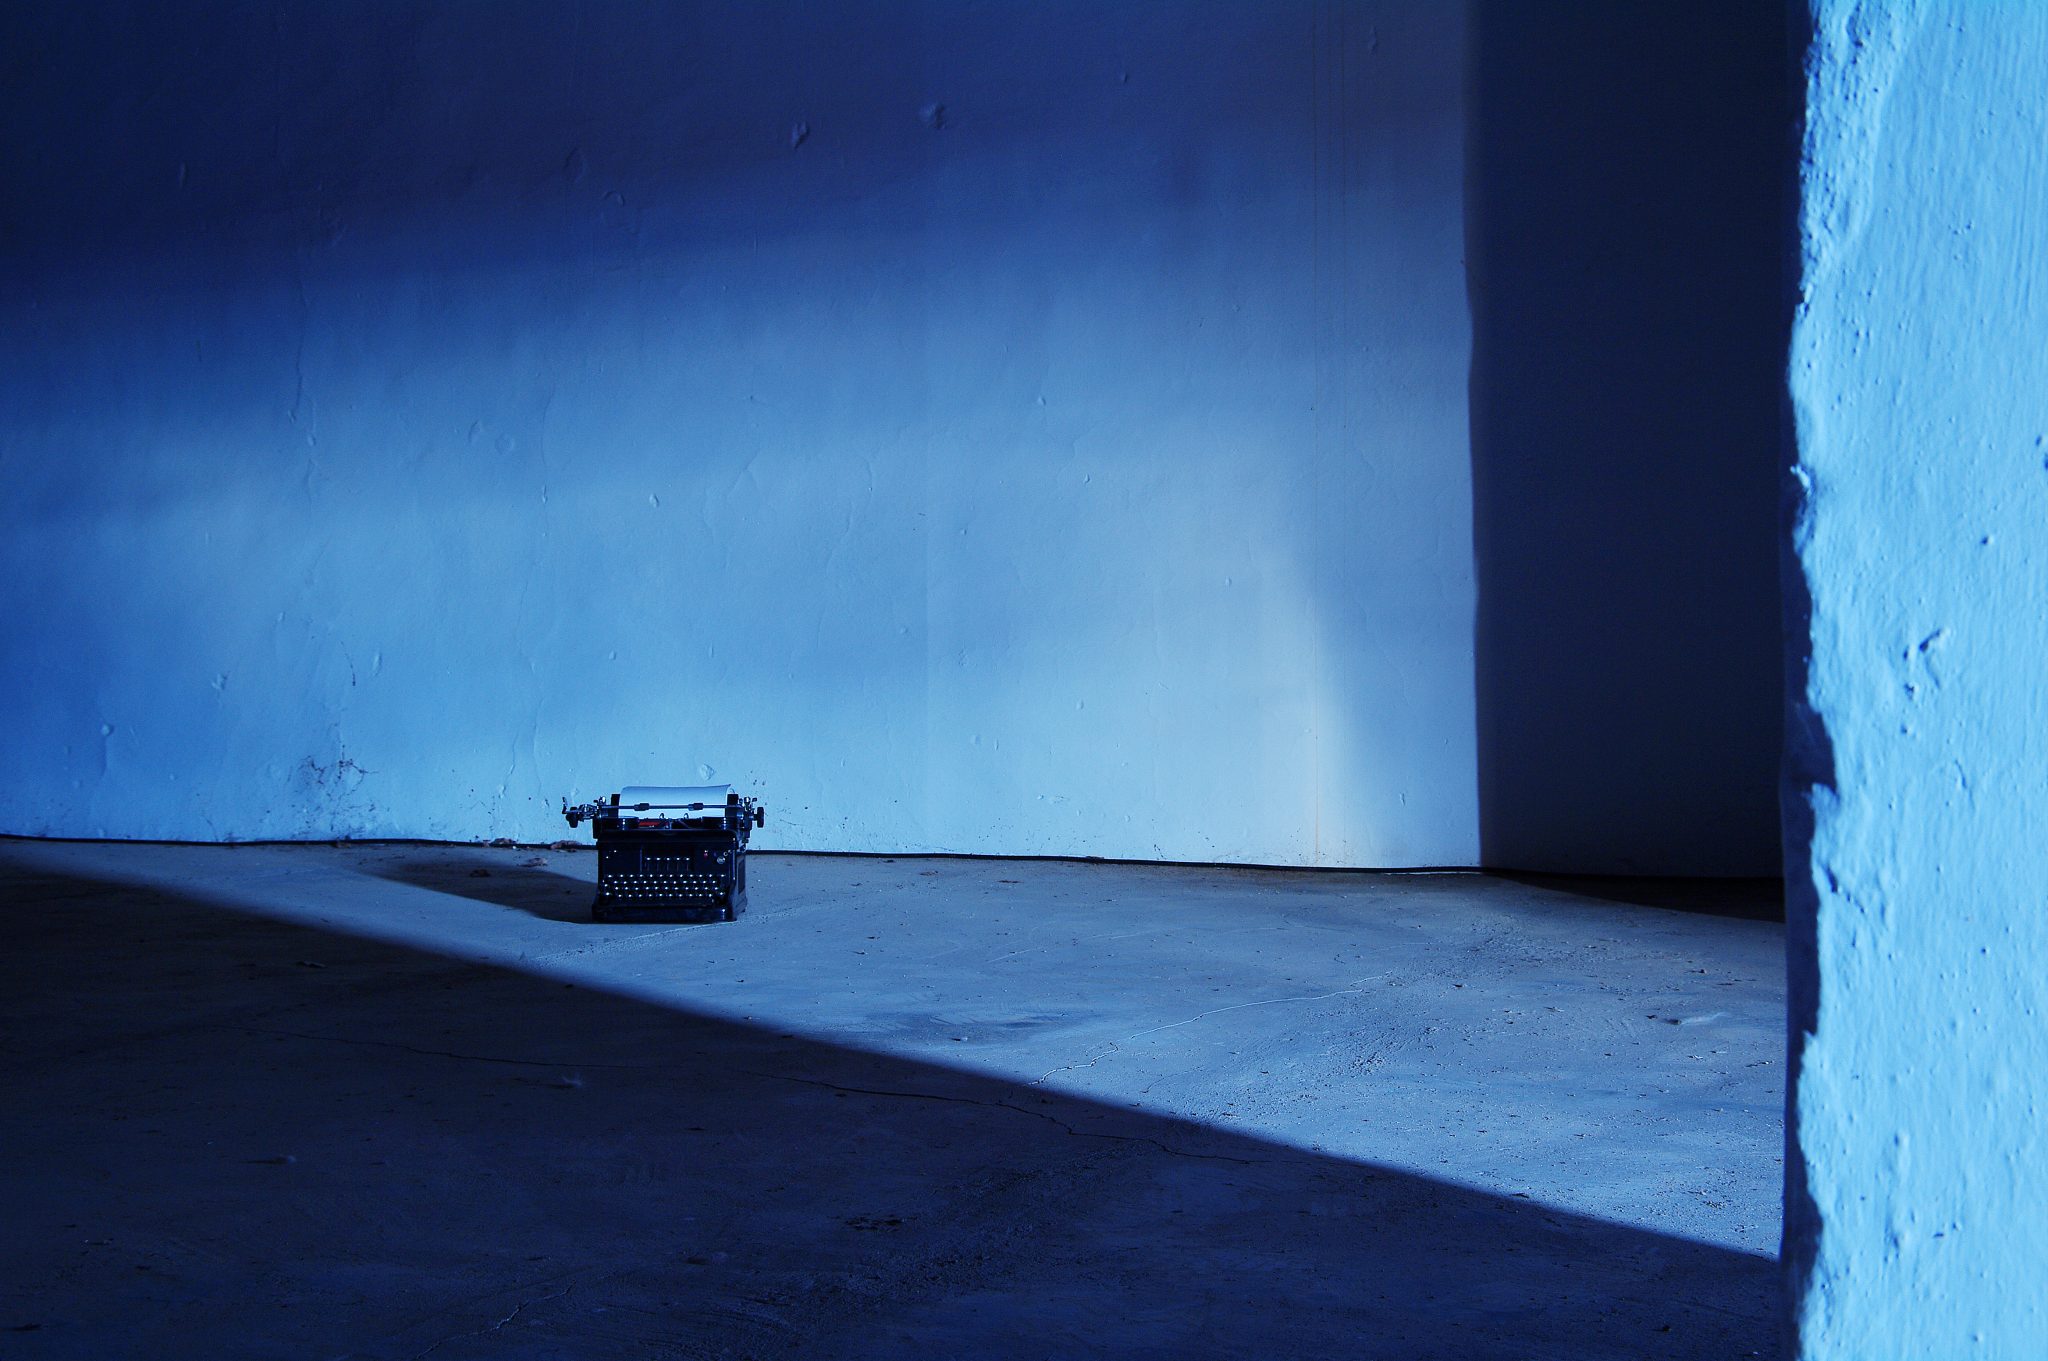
[561,785,765,922]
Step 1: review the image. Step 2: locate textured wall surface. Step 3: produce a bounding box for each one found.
[0,1,1478,860]
[1786,0,2048,1353]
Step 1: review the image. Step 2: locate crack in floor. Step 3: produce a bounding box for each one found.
[410,1288,575,1360]
[403,1269,592,1360]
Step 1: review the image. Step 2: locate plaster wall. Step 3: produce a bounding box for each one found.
[0,1,1477,861]
[1786,0,2048,1352]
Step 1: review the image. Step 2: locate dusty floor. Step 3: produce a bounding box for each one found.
[0,841,1783,1359]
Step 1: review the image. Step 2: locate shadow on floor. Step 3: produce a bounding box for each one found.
[0,852,1779,1360]
[1493,871,1786,922]
[367,847,598,922]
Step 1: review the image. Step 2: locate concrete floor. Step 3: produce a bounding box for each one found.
[0,841,1784,1359]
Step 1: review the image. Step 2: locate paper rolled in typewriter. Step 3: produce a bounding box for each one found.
[616,785,734,823]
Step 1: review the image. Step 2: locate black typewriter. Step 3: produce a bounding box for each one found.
[561,785,765,922]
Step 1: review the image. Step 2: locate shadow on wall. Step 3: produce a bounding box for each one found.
[1465,0,1798,876]
[0,854,1779,1357]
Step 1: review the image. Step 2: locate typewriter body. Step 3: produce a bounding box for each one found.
[562,785,765,922]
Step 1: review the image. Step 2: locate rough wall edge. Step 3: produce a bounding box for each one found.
[1781,1,1828,1342]
[1782,0,1929,1353]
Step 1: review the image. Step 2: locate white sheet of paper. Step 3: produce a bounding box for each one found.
[617,785,733,816]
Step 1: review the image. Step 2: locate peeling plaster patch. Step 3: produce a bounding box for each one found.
[292,749,375,838]
[1798,0,1931,291]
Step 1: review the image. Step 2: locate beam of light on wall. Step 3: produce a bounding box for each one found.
[0,0,1475,866]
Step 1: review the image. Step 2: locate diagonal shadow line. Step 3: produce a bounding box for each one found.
[0,854,1779,1360]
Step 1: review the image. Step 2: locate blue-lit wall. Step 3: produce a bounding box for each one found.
[1787,1,2048,1351]
[2,2,1792,871]
[1,1,1478,858]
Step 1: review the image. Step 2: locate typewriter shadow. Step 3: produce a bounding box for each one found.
[2,854,1782,1360]
[369,848,597,923]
